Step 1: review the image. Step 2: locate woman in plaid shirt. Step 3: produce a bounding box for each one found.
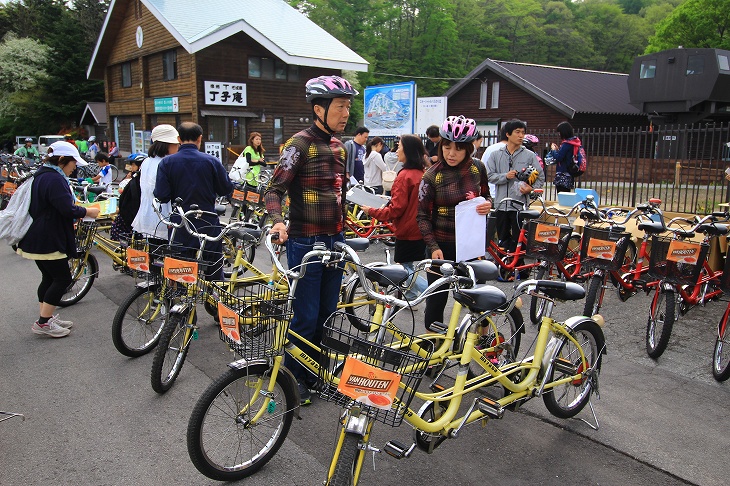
[417,116,492,331]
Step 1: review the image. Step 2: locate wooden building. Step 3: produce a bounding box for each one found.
[87,0,368,164]
[444,59,647,135]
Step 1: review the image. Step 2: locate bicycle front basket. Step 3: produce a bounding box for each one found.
[524,221,572,263]
[74,220,98,253]
[215,281,293,360]
[648,235,709,286]
[317,312,434,427]
[579,226,632,271]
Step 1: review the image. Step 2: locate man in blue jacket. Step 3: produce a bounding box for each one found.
[154,122,233,280]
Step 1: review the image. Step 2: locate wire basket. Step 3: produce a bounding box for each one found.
[524,221,573,263]
[215,282,294,360]
[579,226,632,271]
[317,312,434,427]
[74,220,98,253]
[648,236,709,286]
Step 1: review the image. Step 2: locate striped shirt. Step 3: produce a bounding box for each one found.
[264,125,347,237]
[417,158,491,254]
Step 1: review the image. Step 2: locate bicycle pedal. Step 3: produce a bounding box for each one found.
[633,279,647,289]
[383,440,415,459]
[574,275,587,283]
[429,382,446,393]
[477,397,504,419]
[426,321,448,334]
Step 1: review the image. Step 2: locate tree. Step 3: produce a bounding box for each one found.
[646,0,730,52]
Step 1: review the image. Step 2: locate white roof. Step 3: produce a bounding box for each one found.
[88,0,368,78]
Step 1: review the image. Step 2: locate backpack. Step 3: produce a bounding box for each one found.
[381,158,398,192]
[568,146,587,177]
[0,176,34,246]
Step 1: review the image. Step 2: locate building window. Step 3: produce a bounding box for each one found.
[718,54,730,72]
[687,55,704,75]
[121,62,132,87]
[640,60,656,79]
[274,117,284,145]
[490,82,499,109]
[249,56,299,81]
[479,82,488,109]
[162,50,177,81]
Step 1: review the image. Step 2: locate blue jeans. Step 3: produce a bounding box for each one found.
[285,233,345,382]
[401,261,428,302]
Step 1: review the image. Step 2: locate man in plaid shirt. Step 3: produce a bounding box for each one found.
[265,75,358,405]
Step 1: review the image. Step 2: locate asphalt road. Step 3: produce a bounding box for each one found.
[1,236,728,485]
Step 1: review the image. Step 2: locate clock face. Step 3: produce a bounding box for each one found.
[136,26,143,48]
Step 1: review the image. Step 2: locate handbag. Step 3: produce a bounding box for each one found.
[382,159,397,192]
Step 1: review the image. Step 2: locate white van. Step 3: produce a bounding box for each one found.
[38,135,66,154]
[15,136,38,151]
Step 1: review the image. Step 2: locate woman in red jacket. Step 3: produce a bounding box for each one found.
[361,134,428,302]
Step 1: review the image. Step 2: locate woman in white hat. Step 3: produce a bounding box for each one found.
[16,141,100,338]
[132,124,180,239]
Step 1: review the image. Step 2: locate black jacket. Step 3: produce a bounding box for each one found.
[18,166,87,256]
[118,172,142,224]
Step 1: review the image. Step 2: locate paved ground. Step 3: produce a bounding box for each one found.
[0,237,728,485]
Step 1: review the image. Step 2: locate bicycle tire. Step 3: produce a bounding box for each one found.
[542,320,603,418]
[187,364,296,481]
[609,239,637,288]
[222,235,256,279]
[329,431,362,486]
[110,164,119,182]
[151,311,193,393]
[111,285,167,357]
[645,288,675,359]
[342,276,379,332]
[58,254,98,307]
[530,263,552,324]
[712,307,730,381]
[582,273,605,318]
[467,306,522,380]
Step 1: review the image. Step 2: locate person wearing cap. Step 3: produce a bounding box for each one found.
[14,137,40,160]
[154,122,233,280]
[264,74,356,405]
[16,141,100,338]
[133,124,178,240]
[64,134,78,149]
[87,136,99,159]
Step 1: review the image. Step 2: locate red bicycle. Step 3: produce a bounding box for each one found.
[712,254,730,381]
[645,214,728,359]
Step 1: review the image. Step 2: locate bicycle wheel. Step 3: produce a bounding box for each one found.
[329,431,363,486]
[467,306,522,380]
[58,254,98,306]
[609,239,636,288]
[582,273,605,318]
[151,310,193,393]
[645,287,676,359]
[342,276,379,332]
[530,263,553,324]
[187,364,296,481]
[542,320,603,418]
[712,307,730,381]
[111,285,167,357]
[222,235,256,279]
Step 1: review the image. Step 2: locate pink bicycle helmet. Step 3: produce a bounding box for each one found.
[439,115,478,143]
[523,134,539,146]
[305,75,359,102]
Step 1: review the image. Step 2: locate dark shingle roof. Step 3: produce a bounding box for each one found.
[445,59,643,116]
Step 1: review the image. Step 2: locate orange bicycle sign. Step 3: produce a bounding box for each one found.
[164,257,198,284]
[534,223,561,244]
[218,303,241,344]
[126,248,150,272]
[587,238,617,261]
[337,357,401,410]
[666,240,702,264]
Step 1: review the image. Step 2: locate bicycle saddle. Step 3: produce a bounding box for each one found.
[460,260,499,283]
[534,280,585,301]
[518,209,541,222]
[215,204,226,215]
[637,221,666,235]
[228,226,261,242]
[452,285,507,313]
[696,223,729,236]
[362,264,410,287]
[87,185,106,195]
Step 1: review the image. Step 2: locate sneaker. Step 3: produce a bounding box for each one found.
[31,320,70,338]
[49,314,73,329]
[297,380,312,406]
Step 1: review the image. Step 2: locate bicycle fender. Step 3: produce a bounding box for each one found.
[170,303,192,315]
[227,359,301,419]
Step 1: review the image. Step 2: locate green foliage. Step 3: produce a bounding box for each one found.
[645,0,730,52]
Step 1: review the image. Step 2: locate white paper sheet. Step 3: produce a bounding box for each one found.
[455,196,487,262]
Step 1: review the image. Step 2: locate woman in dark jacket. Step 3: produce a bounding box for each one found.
[17,141,100,338]
[546,121,582,194]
